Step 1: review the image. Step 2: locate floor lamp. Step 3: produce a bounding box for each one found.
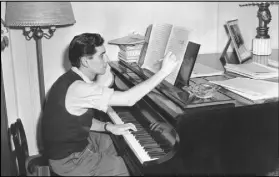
[5,2,76,108]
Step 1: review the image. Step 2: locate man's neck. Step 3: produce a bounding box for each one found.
[73,67,96,83]
[81,68,96,81]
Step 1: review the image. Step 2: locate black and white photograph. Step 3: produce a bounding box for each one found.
[1,1,278,176]
[226,19,252,63]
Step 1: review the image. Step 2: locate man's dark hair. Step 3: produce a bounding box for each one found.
[69,33,104,68]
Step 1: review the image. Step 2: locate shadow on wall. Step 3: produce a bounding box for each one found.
[62,44,72,71]
[36,44,71,153]
[35,91,50,154]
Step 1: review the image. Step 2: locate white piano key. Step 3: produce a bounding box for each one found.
[107,107,158,163]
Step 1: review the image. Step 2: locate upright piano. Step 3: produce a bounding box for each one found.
[100,61,278,176]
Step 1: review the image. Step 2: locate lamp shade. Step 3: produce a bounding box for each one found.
[5,2,76,27]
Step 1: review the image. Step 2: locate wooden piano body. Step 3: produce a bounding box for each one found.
[101,61,278,176]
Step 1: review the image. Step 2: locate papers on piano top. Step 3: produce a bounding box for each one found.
[268,59,278,68]
[224,62,278,80]
[210,77,278,103]
[190,63,224,78]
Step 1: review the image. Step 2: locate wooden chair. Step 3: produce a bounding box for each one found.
[10,118,50,176]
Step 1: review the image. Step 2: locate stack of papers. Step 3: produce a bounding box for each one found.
[210,77,278,102]
[268,59,278,68]
[191,63,224,78]
[108,33,145,63]
[224,62,278,79]
[108,34,145,45]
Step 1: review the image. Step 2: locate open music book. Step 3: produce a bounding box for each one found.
[138,23,190,85]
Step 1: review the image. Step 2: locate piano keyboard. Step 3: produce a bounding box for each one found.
[107,107,166,164]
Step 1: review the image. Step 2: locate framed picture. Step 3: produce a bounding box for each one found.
[226,19,251,63]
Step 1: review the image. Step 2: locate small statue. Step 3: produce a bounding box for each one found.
[239,2,278,39]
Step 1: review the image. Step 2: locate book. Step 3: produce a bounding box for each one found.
[210,77,278,103]
[118,56,138,63]
[119,50,141,57]
[117,43,143,63]
[138,23,190,85]
[224,62,278,79]
[118,55,138,63]
[191,63,224,78]
[119,44,143,51]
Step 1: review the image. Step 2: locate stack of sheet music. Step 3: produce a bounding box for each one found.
[224,62,278,79]
[118,44,143,63]
[210,77,278,103]
[108,33,145,63]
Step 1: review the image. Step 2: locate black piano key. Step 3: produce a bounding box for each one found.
[140,142,158,147]
[140,141,157,145]
[144,147,163,152]
[148,152,166,158]
[135,133,150,137]
[147,151,165,156]
[149,154,165,159]
[138,140,155,144]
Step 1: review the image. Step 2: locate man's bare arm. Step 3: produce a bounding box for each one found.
[108,52,177,107]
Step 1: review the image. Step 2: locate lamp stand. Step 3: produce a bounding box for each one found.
[252,38,271,55]
[35,38,45,108]
[239,2,278,56]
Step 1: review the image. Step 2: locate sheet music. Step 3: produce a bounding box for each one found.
[141,23,172,72]
[210,77,278,101]
[164,27,189,84]
[225,62,278,79]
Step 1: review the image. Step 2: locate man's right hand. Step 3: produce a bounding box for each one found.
[159,51,178,76]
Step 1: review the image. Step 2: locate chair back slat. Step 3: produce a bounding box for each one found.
[10,118,29,176]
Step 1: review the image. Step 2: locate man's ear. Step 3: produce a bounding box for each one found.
[80,56,88,68]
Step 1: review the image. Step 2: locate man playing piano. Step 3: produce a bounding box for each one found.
[42,33,178,176]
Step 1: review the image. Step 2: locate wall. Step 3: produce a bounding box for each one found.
[44,2,220,92]
[2,2,278,155]
[1,1,41,156]
[1,2,18,125]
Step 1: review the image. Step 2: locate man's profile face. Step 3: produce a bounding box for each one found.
[86,45,108,75]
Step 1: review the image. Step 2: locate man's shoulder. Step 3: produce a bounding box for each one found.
[54,70,80,83]
[68,80,103,95]
[49,70,80,92]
